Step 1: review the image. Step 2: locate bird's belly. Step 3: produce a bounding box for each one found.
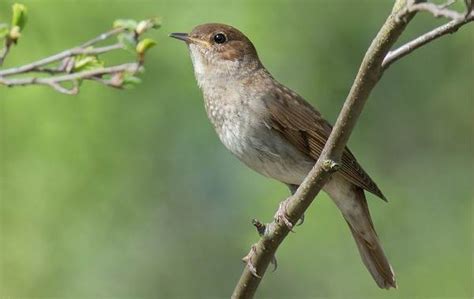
[216,119,315,185]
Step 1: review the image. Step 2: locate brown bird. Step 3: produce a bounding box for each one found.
[170,23,396,289]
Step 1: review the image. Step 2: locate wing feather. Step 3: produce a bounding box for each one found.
[262,83,386,201]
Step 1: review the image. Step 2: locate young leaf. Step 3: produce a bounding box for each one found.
[113,19,138,31]
[11,3,28,31]
[118,32,137,53]
[150,17,162,29]
[136,38,157,55]
[122,73,142,89]
[135,17,162,35]
[73,55,104,72]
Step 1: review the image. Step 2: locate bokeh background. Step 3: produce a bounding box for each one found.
[1,0,473,298]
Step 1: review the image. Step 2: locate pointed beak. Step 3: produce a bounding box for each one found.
[169,32,190,42]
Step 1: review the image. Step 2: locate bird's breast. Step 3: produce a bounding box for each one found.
[203,89,314,185]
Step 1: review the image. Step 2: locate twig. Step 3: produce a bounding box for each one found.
[0,63,139,94]
[80,27,125,48]
[231,0,473,298]
[0,17,159,94]
[0,44,123,77]
[0,38,13,66]
[405,0,467,20]
[383,10,474,69]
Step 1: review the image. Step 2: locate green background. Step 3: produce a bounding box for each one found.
[1,0,472,298]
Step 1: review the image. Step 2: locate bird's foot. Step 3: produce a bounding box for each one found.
[296,213,305,226]
[275,198,295,231]
[242,244,261,278]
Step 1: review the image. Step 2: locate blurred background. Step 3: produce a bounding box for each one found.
[0,0,472,298]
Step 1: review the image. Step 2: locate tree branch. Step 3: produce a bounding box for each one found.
[231,0,472,298]
[0,14,159,94]
[383,9,474,69]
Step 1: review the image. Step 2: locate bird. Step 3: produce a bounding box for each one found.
[170,23,396,289]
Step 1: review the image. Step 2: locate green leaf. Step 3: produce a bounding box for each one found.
[0,24,9,39]
[117,32,137,53]
[150,17,162,29]
[73,55,104,72]
[122,73,142,89]
[136,38,157,55]
[113,19,138,31]
[11,3,28,31]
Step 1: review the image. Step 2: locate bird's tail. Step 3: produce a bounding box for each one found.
[342,188,397,289]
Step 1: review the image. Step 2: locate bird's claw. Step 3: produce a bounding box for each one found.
[275,198,295,232]
[296,213,305,226]
[270,255,278,272]
[242,244,261,278]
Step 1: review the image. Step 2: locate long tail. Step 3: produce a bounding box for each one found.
[325,176,396,289]
[344,188,396,289]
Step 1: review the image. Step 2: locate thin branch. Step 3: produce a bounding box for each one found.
[383,10,474,69]
[0,44,123,77]
[79,27,125,48]
[0,38,13,66]
[407,2,464,20]
[406,1,467,20]
[231,0,473,298]
[0,63,139,94]
[0,17,159,94]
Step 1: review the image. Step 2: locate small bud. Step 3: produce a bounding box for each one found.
[136,38,157,55]
[11,3,28,31]
[135,21,148,35]
[9,26,21,41]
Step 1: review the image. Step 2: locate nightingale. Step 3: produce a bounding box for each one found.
[170,23,396,289]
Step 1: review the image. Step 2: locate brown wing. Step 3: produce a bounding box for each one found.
[261,83,387,201]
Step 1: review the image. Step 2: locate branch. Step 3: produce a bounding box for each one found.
[383,9,474,69]
[231,0,472,298]
[0,44,124,77]
[0,38,13,66]
[404,0,466,20]
[0,63,140,89]
[0,10,160,94]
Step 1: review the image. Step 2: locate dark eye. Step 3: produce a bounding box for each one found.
[213,33,227,44]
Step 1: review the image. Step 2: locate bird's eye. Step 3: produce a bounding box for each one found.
[213,33,227,44]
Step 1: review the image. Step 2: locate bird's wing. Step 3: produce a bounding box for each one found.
[261,83,386,201]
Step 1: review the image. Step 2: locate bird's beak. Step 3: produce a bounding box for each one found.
[169,32,190,42]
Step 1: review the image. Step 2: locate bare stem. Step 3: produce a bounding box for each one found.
[0,44,123,77]
[0,38,13,66]
[383,10,474,69]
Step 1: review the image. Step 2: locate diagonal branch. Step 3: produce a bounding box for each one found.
[231,0,473,298]
[231,0,417,297]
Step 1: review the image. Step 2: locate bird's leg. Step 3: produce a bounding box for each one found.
[242,244,261,278]
[275,197,295,231]
[288,184,305,226]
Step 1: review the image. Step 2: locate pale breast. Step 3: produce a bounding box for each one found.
[203,89,315,186]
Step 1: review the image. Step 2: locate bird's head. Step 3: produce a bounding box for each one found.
[170,23,261,79]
